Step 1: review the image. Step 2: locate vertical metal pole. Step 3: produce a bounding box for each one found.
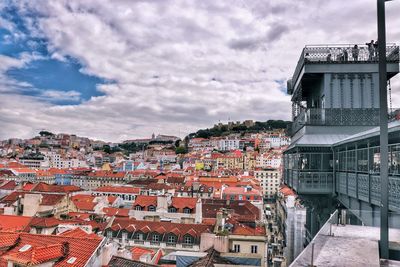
[310,242,315,267]
[377,0,389,259]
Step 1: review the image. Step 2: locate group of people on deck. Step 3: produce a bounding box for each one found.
[323,40,379,62]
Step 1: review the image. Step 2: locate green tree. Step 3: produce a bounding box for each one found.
[176,146,187,154]
[39,130,54,137]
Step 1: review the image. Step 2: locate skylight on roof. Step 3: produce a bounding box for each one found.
[19,244,32,252]
[67,257,77,264]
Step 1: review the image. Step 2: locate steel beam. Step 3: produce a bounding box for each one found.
[377,0,389,259]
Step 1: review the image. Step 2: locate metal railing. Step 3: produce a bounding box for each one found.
[291,108,381,135]
[291,44,399,91]
[289,210,339,267]
[290,209,400,266]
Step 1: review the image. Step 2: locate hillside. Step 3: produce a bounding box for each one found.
[187,120,291,139]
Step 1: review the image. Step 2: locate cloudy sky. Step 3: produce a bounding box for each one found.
[1,0,400,142]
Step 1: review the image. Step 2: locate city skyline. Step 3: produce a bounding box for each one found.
[1,0,400,142]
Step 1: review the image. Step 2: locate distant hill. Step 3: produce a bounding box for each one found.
[187,120,291,139]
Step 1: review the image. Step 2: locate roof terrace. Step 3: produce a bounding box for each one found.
[287,44,399,95]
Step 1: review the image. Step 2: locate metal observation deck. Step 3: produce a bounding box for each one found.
[288,44,399,95]
[283,43,400,235]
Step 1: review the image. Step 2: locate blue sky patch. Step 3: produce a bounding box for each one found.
[0,5,107,105]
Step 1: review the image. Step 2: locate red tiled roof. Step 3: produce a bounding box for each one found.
[41,194,66,206]
[0,181,17,190]
[6,162,26,168]
[102,207,129,217]
[30,217,62,228]
[4,243,65,265]
[31,182,82,193]
[202,199,260,221]
[0,232,20,248]
[67,212,91,220]
[144,183,172,190]
[132,195,157,208]
[107,195,118,204]
[22,182,35,191]
[0,191,26,205]
[0,232,103,266]
[88,170,125,178]
[231,224,266,236]
[108,218,212,238]
[71,195,96,211]
[131,246,155,261]
[171,197,197,210]
[58,228,101,240]
[223,186,261,196]
[94,186,140,194]
[0,215,32,232]
[280,185,296,197]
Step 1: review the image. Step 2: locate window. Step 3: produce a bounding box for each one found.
[233,244,240,253]
[148,205,156,212]
[167,235,176,243]
[122,232,127,240]
[184,235,193,244]
[168,207,177,213]
[135,205,143,211]
[251,245,258,254]
[152,234,159,242]
[107,231,113,238]
[230,195,234,201]
[238,195,243,200]
[183,207,191,214]
[246,196,250,200]
[135,232,143,240]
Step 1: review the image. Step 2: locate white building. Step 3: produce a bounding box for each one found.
[264,134,290,148]
[254,169,281,198]
[218,137,240,151]
[256,153,282,169]
[282,195,306,264]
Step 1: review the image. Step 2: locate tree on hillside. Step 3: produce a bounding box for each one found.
[39,130,54,137]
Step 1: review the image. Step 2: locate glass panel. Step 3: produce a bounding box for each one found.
[347,150,356,171]
[371,147,380,173]
[322,153,333,171]
[310,154,321,170]
[357,148,368,172]
[338,151,346,171]
[390,144,400,175]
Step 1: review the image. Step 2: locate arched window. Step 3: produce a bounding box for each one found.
[134,232,144,240]
[107,230,113,238]
[183,234,193,244]
[168,207,177,213]
[183,207,191,214]
[152,233,160,242]
[135,205,143,211]
[148,205,156,212]
[167,234,176,243]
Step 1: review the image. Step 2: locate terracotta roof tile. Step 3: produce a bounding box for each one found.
[132,195,157,208]
[0,181,17,190]
[108,218,212,238]
[102,207,129,217]
[0,215,32,232]
[58,228,101,240]
[94,186,140,194]
[0,232,103,266]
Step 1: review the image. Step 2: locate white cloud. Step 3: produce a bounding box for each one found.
[0,0,400,141]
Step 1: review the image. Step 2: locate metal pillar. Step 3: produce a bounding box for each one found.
[377,0,389,259]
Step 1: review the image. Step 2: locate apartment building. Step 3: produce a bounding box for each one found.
[254,168,281,198]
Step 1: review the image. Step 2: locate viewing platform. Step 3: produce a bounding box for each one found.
[287,44,400,95]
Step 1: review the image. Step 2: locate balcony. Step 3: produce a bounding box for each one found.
[291,108,380,135]
[288,171,333,194]
[288,44,399,94]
